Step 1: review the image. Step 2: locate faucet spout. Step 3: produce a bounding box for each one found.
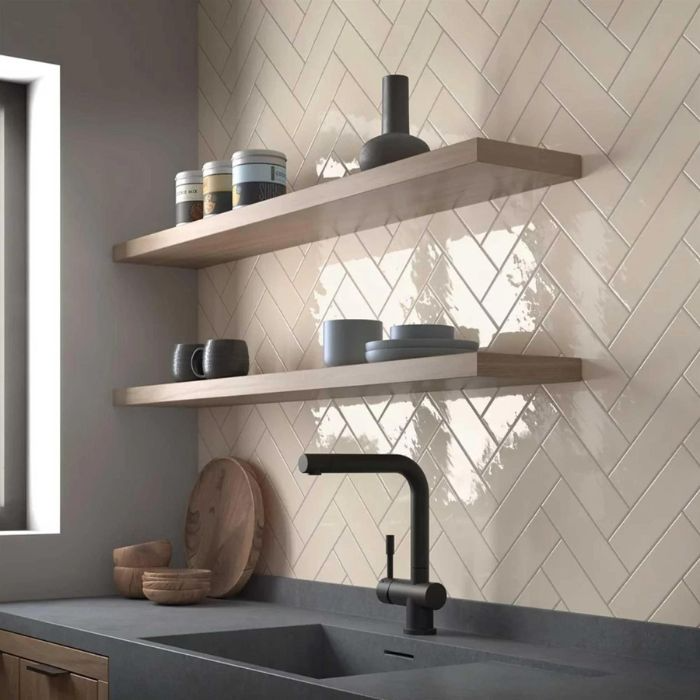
[299,453,429,583]
[298,453,446,635]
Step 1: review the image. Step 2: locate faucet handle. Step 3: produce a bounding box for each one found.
[385,534,395,579]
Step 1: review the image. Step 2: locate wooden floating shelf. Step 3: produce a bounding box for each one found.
[113,353,582,408]
[113,138,582,268]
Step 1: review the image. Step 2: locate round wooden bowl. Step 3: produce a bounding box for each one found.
[143,587,208,606]
[113,566,149,599]
[143,578,211,592]
[143,568,211,580]
[113,540,172,568]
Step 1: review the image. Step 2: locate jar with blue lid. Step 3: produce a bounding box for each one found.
[231,149,286,207]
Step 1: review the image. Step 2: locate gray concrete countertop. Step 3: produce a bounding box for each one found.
[0,595,698,699]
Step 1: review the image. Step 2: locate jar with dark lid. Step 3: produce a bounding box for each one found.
[231,150,286,207]
[175,171,204,226]
[203,160,233,217]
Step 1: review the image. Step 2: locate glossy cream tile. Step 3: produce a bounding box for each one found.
[335,0,391,55]
[543,419,627,538]
[611,379,700,504]
[611,514,700,620]
[545,381,628,474]
[611,311,700,439]
[380,0,429,73]
[611,446,700,570]
[428,32,498,128]
[543,48,627,152]
[544,0,627,88]
[428,422,497,528]
[609,0,659,50]
[610,0,699,113]
[544,110,628,218]
[484,25,558,141]
[482,510,559,605]
[543,234,628,345]
[611,244,700,375]
[543,542,611,616]
[651,581,700,627]
[482,390,559,502]
[515,569,560,610]
[543,480,628,600]
[612,174,700,307]
[542,295,627,410]
[543,182,627,281]
[483,0,549,92]
[429,0,497,70]
[334,22,386,107]
[483,450,558,560]
[431,478,498,587]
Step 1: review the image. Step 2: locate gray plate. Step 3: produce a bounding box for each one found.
[365,339,479,351]
[390,324,455,340]
[366,347,477,362]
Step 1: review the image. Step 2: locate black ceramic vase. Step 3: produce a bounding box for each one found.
[359,74,429,171]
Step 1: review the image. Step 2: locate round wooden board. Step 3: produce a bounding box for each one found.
[185,457,264,597]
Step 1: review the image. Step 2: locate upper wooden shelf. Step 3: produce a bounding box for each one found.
[113,138,582,268]
[113,353,582,408]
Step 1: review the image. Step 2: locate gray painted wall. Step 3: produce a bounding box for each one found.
[0,0,199,600]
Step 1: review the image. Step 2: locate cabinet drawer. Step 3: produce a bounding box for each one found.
[0,631,107,683]
[19,659,98,700]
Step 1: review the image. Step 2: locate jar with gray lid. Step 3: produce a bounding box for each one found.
[175,171,204,226]
[231,150,286,207]
[203,160,233,217]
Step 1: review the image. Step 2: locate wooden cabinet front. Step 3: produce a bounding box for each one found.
[0,652,20,699]
[0,630,107,700]
[19,660,97,700]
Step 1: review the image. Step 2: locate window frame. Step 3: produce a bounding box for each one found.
[0,54,60,536]
[0,78,28,531]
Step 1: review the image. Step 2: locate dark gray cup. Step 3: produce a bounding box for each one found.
[192,339,249,379]
[323,319,382,367]
[172,343,204,381]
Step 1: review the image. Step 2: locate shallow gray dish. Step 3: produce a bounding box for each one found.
[366,339,478,352]
[366,347,477,362]
[390,324,455,340]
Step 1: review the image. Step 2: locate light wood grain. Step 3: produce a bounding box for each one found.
[112,540,171,568]
[143,588,208,605]
[143,579,211,592]
[112,566,148,599]
[19,660,97,700]
[113,139,581,268]
[0,652,19,699]
[0,631,108,683]
[142,568,211,579]
[97,681,108,700]
[185,458,264,597]
[114,353,582,408]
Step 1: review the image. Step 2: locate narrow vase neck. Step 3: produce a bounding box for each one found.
[382,74,409,134]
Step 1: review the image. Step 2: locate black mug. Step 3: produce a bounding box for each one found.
[191,339,249,379]
[172,343,204,382]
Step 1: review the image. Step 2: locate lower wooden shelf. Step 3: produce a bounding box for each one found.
[113,353,582,408]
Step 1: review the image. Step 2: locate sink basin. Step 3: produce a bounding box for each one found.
[146,624,608,680]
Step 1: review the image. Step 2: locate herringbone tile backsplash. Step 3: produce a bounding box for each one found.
[197,0,700,627]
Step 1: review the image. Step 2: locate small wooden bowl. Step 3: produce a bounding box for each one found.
[143,578,211,592]
[113,540,172,568]
[113,566,148,599]
[144,587,208,606]
[143,568,210,579]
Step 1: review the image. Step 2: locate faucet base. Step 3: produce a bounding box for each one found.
[405,598,437,636]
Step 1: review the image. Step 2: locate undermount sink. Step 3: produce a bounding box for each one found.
[146,624,608,680]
